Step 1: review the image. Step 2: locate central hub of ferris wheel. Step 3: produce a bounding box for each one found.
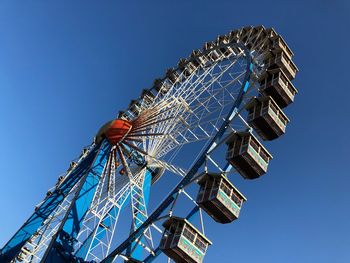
[97,119,133,145]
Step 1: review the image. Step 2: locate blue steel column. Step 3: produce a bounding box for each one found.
[61,141,110,239]
[126,169,152,261]
[41,140,111,262]
[0,144,101,263]
[75,190,131,259]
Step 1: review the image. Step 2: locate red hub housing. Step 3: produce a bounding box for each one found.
[96,119,133,145]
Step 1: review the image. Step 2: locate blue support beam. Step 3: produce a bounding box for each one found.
[40,140,111,262]
[75,194,131,260]
[127,169,152,261]
[61,141,110,239]
[0,144,101,263]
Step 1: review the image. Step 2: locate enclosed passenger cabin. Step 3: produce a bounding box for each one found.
[265,49,298,80]
[189,50,203,69]
[240,26,254,43]
[203,41,215,51]
[178,58,192,77]
[216,34,229,45]
[190,49,201,59]
[259,69,298,108]
[128,100,142,117]
[117,109,135,121]
[246,96,290,141]
[270,35,294,59]
[141,89,156,106]
[117,110,130,121]
[215,35,234,57]
[166,68,180,83]
[208,48,222,62]
[186,60,199,75]
[154,78,172,96]
[160,217,212,263]
[193,50,210,67]
[196,173,247,224]
[226,132,273,180]
[245,27,267,50]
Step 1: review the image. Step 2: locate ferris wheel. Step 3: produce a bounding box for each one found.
[0,25,298,263]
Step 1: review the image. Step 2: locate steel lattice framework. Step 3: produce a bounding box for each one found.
[0,25,298,263]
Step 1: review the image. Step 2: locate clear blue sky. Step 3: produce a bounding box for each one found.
[0,1,349,262]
